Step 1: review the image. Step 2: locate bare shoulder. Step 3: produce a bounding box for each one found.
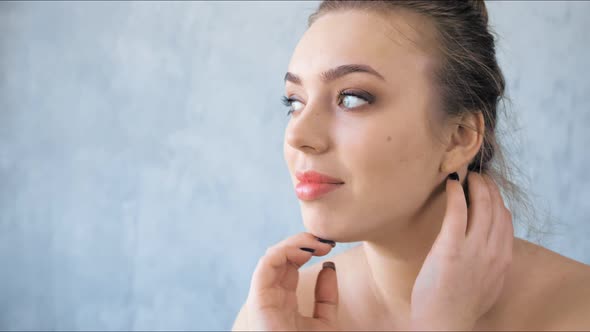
[546,269,590,330]
[537,248,590,329]
[513,238,590,330]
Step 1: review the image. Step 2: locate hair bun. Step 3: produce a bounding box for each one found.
[468,0,489,26]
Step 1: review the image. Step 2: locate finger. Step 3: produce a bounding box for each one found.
[251,233,335,293]
[250,246,311,297]
[466,172,493,243]
[313,261,339,324]
[483,175,507,247]
[276,232,336,256]
[439,173,468,243]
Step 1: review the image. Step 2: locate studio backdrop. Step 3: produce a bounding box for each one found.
[0,1,589,330]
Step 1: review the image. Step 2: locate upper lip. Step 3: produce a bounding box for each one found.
[295,170,344,184]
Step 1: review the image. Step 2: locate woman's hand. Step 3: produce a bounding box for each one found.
[410,172,514,331]
[246,232,340,331]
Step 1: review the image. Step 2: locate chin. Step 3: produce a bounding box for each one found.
[301,210,364,243]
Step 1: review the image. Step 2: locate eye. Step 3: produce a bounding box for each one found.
[338,90,375,110]
[341,94,366,109]
[281,96,304,116]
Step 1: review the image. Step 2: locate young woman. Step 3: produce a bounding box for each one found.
[233,1,590,330]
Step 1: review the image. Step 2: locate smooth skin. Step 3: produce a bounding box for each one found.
[234,8,590,331]
[245,173,511,331]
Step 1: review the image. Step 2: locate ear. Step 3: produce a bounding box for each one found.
[439,111,485,174]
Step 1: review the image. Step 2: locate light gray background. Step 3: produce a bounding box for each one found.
[0,1,588,330]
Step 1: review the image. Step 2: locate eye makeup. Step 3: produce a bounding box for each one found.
[281,96,301,116]
[281,88,376,116]
[337,89,376,105]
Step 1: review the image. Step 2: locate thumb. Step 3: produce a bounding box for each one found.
[313,261,339,324]
[439,173,468,243]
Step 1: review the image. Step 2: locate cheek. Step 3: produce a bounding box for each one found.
[341,121,435,177]
[338,119,439,210]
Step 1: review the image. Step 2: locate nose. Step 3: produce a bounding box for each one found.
[284,102,330,154]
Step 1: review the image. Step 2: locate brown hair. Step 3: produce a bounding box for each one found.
[308,0,551,241]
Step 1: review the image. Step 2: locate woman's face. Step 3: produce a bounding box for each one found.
[283,10,449,242]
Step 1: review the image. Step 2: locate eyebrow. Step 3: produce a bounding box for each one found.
[284,64,386,85]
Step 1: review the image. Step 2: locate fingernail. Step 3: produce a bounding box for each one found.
[322,261,336,271]
[300,247,315,253]
[448,172,460,181]
[316,237,336,247]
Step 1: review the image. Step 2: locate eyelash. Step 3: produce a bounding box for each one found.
[281,90,375,116]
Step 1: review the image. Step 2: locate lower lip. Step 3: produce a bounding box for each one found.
[295,182,344,201]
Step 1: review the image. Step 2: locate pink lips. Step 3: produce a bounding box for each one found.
[295,170,344,201]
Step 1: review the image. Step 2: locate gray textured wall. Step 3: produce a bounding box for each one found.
[0,1,588,330]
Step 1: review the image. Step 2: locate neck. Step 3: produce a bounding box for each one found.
[360,184,447,321]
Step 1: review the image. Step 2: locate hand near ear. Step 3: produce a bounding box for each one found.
[246,232,340,331]
[410,172,514,330]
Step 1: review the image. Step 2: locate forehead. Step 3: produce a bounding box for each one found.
[287,9,438,83]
